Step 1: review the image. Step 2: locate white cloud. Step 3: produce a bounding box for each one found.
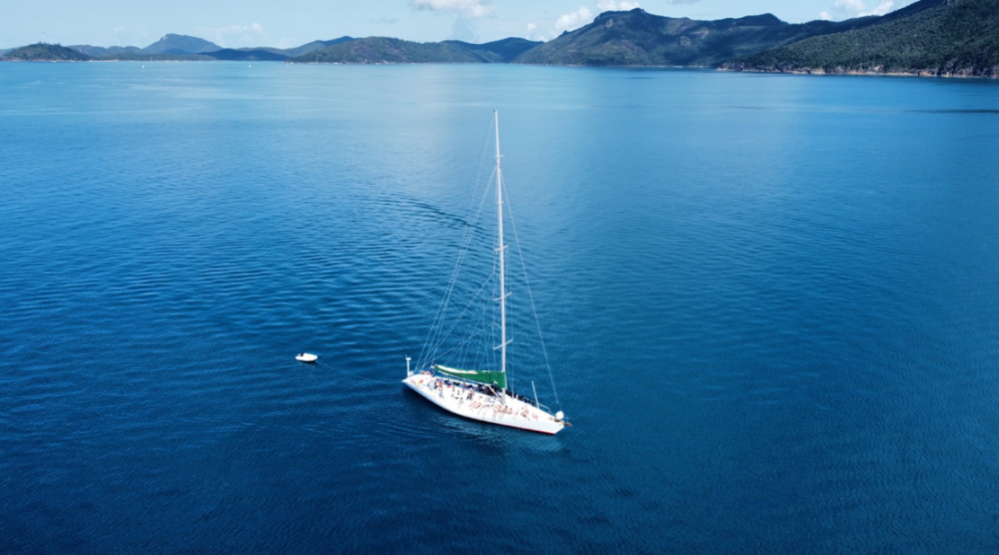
[199,23,266,47]
[114,26,127,34]
[834,0,865,11]
[596,0,640,11]
[411,0,493,17]
[863,1,895,16]
[450,15,479,41]
[553,1,642,37]
[211,23,265,36]
[555,6,593,34]
[274,38,301,49]
[524,22,542,41]
[821,0,894,20]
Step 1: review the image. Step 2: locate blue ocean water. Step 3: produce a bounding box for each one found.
[2,62,999,553]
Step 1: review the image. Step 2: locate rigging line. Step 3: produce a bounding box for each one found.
[436,325,486,363]
[418,118,495,367]
[429,269,494,372]
[426,268,496,361]
[486,249,500,374]
[418,194,481,365]
[421,166,495,364]
[468,113,498,218]
[467,278,491,369]
[476,286,491,371]
[461,253,495,374]
[504,187,561,410]
[426,255,495,360]
[457,297,479,365]
[418,166,495,368]
[423,169,496,368]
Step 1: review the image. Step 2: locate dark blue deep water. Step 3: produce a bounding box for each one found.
[3,62,999,553]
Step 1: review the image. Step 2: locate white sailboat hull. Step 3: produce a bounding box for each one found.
[403,374,566,435]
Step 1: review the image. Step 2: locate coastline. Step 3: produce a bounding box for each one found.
[717,66,999,79]
[4,59,998,80]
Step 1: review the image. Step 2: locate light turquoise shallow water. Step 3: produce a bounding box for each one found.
[2,62,999,553]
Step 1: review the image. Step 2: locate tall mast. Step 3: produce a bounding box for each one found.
[494,111,509,380]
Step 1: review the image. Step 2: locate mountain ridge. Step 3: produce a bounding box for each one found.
[1,43,91,61]
[2,2,996,78]
[720,0,999,77]
[289,37,541,64]
[143,34,222,55]
[514,8,888,67]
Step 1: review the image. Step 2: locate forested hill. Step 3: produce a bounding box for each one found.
[1,43,90,61]
[289,37,541,64]
[3,1,997,76]
[512,9,883,67]
[721,0,999,77]
[143,34,221,55]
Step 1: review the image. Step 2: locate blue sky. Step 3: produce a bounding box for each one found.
[3,0,917,49]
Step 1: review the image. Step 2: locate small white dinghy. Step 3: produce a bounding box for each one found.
[295,353,318,363]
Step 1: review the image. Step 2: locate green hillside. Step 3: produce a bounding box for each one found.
[722,0,999,77]
[2,43,90,61]
[290,37,540,64]
[203,48,289,61]
[292,37,479,63]
[107,53,211,61]
[4,0,995,75]
[143,34,222,55]
[69,45,145,57]
[446,38,543,62]
[281,37,356,57]
[513,9,883,67]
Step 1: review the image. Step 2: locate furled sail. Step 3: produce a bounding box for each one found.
[434,364,507,390]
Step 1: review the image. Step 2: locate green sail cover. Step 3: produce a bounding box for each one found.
[434,365,507,390]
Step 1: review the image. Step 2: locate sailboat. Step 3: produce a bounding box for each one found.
[402,111,569,435]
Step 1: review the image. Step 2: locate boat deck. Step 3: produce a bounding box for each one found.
[403,373,564,435]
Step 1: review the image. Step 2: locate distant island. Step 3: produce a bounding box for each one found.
[0,34,358,63]
[2,0,996,78]
[291,37,541,64]
[2,43,90,62]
